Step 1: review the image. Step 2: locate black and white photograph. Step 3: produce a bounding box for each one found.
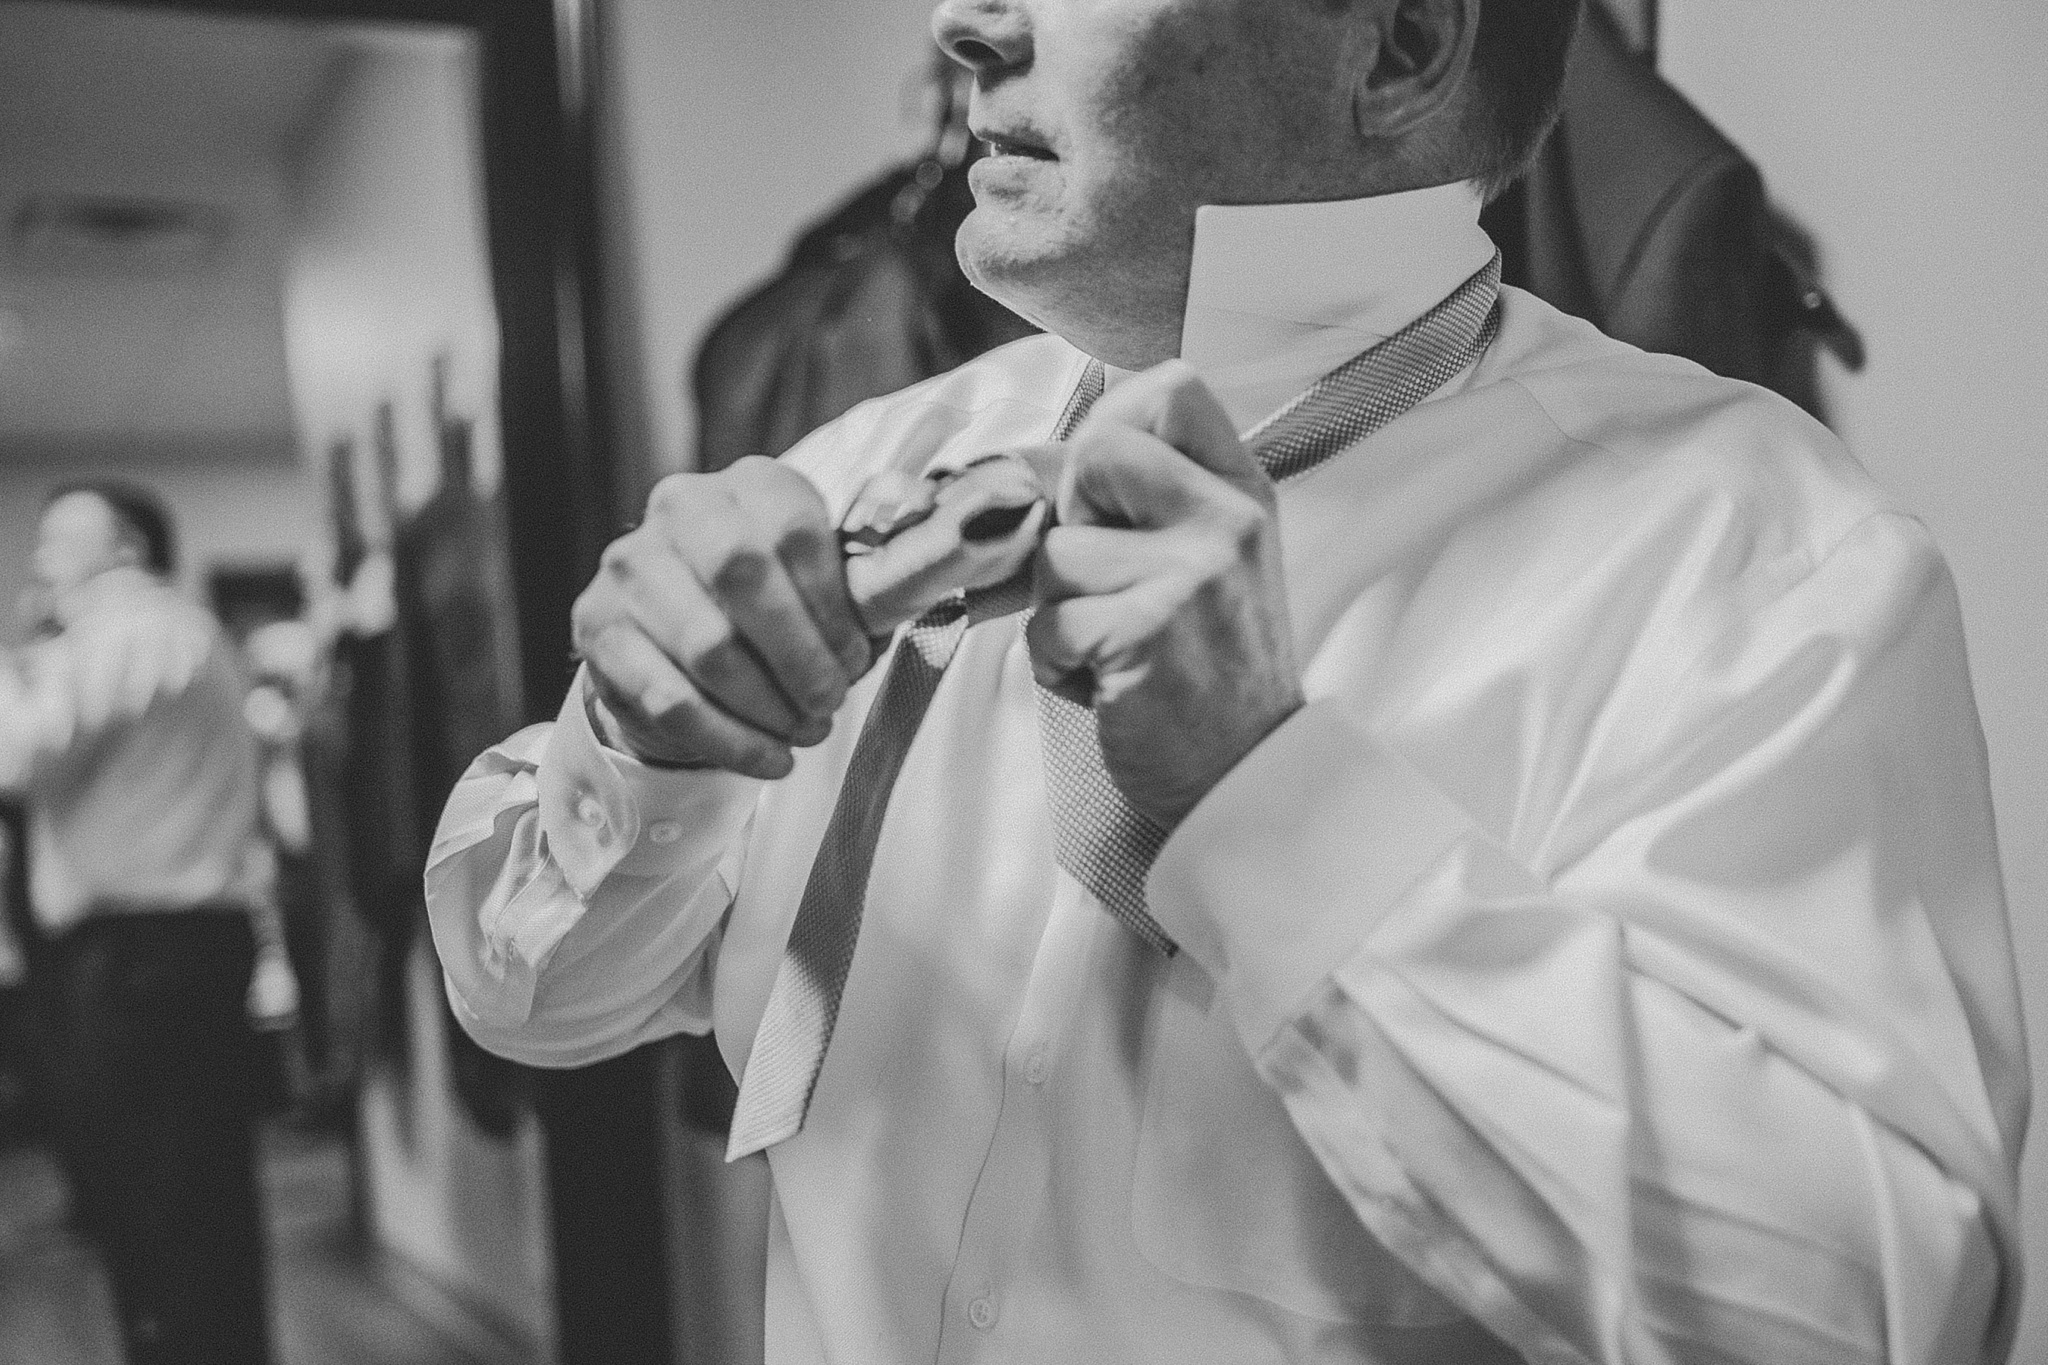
[0,1,2043,1363]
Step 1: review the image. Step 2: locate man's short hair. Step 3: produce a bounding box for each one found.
[45,479,178,576]
[1464,0,1585,200]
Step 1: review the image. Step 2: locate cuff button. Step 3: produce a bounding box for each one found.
[647,820,682,846]
[575,794,607,830]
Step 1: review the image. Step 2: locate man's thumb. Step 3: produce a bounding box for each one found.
[1082,359,1261,494]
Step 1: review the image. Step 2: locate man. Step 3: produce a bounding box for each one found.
[0,482,274,1365]
[429,1,2028,1361]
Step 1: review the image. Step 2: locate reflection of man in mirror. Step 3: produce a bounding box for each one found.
[0,482,277,1365]
[430,2,2026,1361]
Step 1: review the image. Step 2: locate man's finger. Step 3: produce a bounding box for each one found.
[1024,579,1183,699]
[1076,359,1264,494]
[664,490,858,721]
[744,476,876,682]
[583,623,802,779]
[1033,524,1164,602]
[611,548,810,742]
[1058,427,1207,530]
[1059,423,1270,540]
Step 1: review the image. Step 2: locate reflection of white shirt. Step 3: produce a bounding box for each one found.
[427,183,2026,1364]
[0,567,261,930]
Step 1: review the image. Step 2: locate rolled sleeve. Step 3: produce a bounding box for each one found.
[1147,699,1478,1055]
[425,666,763,1065]
[537,671,761,897]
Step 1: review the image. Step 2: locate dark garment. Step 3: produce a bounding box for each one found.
[395,453,525,847]
[395,444,530,1139]
[692,155,1037,473]
[328,627,423,1076]
[531,1045,677,1365]
[1,801,35,1146]
[1480,4,1846,405]
[41,909,270,1365]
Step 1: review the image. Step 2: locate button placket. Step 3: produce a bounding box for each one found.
[935,888,1099,1365]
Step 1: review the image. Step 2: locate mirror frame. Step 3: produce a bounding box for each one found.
[39,0,615,723]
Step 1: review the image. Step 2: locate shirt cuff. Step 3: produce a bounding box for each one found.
[1145,700,1475,1054]
[538,666,762,899]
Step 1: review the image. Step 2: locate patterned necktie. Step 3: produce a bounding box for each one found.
[727,256,1502,1159]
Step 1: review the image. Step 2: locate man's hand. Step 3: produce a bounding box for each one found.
[1028,361,1304,830]
[571,458,873,778]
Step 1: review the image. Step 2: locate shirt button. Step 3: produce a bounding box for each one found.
[1024,1051,1048,1086]
[967,1296,997,1331]
[647,820,682,845]
[575,794,607,829]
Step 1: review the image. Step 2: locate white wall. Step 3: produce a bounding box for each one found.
[1657,2,2048,1354]
[0,0,318,448]
[284,31,504,515]
[599,0,941,483]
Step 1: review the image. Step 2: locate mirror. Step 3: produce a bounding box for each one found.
[0,0,608,1359]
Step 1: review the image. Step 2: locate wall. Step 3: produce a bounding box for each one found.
[0,0,318,454]
[1657,2,2048,1354]
[284,30,504,514]
[281,29,550,1343]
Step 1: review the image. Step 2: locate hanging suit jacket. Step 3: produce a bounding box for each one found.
[691,155,1036,473]
[1480,6,1802,393]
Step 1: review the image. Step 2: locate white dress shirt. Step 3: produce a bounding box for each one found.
[0,567,262,931]
[427,182,2027,1365]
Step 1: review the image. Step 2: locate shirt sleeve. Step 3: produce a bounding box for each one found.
[0,651,73,794]
[425,665,764,1068]
[1147,511,2027,1365]
[0,604,211,795]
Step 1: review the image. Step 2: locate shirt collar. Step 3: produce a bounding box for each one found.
[1163,179,1495,432]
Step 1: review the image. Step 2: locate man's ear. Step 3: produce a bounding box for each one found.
[1349,0,1479,145]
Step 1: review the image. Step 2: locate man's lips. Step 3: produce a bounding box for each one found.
[977,132,1057,161]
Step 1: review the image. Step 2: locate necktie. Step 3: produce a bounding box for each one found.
[727,256,1502,1159]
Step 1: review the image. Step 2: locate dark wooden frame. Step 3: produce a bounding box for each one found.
[49,0,615,724]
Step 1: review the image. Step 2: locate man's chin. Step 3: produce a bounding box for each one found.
[955,209,1073,331]
[954,207,1176,365]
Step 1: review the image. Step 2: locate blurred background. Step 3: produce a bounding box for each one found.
[0,1,2042,1363]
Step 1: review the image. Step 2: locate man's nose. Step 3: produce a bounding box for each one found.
[931,0,1031,76]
